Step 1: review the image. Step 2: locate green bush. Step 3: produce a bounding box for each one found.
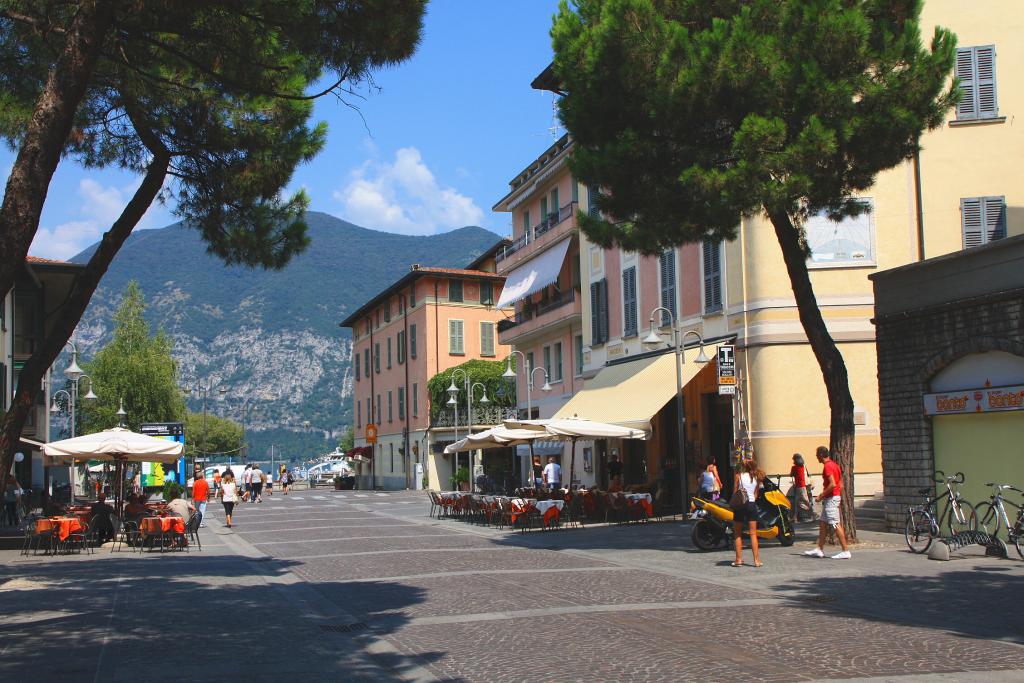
[449,466,470,490]
[162,481,184,501]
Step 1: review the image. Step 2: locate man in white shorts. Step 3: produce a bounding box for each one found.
[804,446,851,559]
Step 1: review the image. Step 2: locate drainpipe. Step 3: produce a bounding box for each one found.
[913,149,926,262]
[403,285,411,489]
[369,319,375,491]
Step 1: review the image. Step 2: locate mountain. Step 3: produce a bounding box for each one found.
[70,211,502,460]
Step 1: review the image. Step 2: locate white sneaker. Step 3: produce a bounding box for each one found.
[803,548,825,558]
[830,550,852,560]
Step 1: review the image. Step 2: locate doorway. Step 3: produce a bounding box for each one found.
[705,393,735,495]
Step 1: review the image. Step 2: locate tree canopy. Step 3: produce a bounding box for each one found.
[428,358,517,420]
[184,411,243,458]
[81,281,186,432]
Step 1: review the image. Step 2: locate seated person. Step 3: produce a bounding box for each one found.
[608,474,624,493]
[89,493,116,542]
[123,494,149,524]
[166,491,194,519]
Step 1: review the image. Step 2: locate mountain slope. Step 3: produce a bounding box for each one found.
[71,212,501,458]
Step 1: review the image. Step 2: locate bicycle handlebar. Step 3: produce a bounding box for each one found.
[934,471,964,484]
[985,482,1021,492]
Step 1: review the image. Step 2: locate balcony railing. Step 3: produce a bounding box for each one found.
[431,406,519,429]
[497,201,578,263]
[497,289,576,333]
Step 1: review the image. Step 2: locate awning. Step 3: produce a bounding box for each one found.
[19,437,45,449]
[495,237,571,308]
[554,348,719,431]
[515,441,564,457]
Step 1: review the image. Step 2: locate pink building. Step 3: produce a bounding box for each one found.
[341,246,512,490]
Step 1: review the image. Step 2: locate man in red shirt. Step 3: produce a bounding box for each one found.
[804,446,851,559]
[192,474,210,528]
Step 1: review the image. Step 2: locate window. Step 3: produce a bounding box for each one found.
[449,319,465,354]
[590,278,608,345]
[410,324,417,358]
[543,345,552,381]
[448,279,463,303]
[398,386,405,420]
[702,241,723,313]
[522,210,530,235]
[553,342,563,382]
[659,250,676,326]
[480,281,494,305]
[374,343,380,373]
[588,185,601,217]
[388,391,393,422]
[622,266,638,337]
[365,320,371,337]
[397,330,406,364]
[366,398,371,426]
[480,322,496,357]
[574,334,584,377]
[540,196,548,223]
[387,337,392,369]
[412,383,418,417]
[550,187,559,220]
[364,349,370,378]
[806,200,876,266]
[356,401,361,428]
[409,283,416,308]
[955,46,998,121]
[375,310,380,328]
[384,299,391,323]
[354,352,360,381]
[376,395,381,424]
[961,196,1006,248]
[527,352,535,377]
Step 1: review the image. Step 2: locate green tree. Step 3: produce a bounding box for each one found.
[0,1,426,489]
[427,358,517,421]
[183,411,243,458]
[80,281,186,432]
[552,0,957,538]
[338,425,354,453]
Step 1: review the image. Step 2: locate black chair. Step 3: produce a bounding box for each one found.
[185,512,202,551]
[64,521,91,554]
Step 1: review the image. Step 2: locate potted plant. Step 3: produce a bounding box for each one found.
[449,466,470,492]
[162,481,183,502]
[333,475,344,491]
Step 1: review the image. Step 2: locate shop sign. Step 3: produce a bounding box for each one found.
[365,424,378,444]
[923,384,1024,415]
[717,344,736,395]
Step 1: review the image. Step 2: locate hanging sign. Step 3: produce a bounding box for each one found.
[365,424,378,444]
[923,384,1024,415]
[717,344,736,396]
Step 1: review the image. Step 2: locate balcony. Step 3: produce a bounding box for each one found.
[498,288,581,345]
[431,406,519,429]
[496,201,578,271]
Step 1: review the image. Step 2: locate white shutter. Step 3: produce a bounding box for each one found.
[955,48,977,119]
[961,198,984,248]
[975,46,998,118]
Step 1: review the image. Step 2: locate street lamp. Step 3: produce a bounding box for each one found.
[447,368,492,491]
[186,381,225,462]
[50,342,99,500]
[503,351,552,485]
[644,308,709,511]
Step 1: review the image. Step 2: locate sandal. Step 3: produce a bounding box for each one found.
[731,561,744,567]
[754,562,763,567]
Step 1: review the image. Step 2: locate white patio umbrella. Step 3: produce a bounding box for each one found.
[443,426,547,453]
[43,427,184,511]
[504,417,646,489]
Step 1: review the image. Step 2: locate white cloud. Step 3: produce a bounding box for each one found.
[333,147,484,235]
[30,178,168,260]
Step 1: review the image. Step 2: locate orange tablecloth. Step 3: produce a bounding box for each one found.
[140,517,185,535]
[36,517,83,541]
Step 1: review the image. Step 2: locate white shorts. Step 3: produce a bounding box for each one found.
[821,497,842,527]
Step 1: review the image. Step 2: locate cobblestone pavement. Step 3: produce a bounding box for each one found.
[2,489,1022,682]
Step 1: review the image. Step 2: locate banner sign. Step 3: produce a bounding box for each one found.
[141,422,185,486]
[923,385,1024,416]
[717,344,736,396]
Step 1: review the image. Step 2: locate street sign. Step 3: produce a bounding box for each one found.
[717,345,736,396]
[365,424,378,444]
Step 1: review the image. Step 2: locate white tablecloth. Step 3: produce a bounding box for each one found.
[534,499,565,514]
[625,493,652,503]
[440,492,464,502]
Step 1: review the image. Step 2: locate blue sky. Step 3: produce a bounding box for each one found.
[9,1,564,260]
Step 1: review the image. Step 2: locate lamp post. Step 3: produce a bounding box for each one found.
[502,351,552,486]
[187,382,225,463]
[50,342,99,501]
[446,368,492,491]
[644,308,709,512]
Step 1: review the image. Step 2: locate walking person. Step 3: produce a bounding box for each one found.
[251,463,264,503]
[280,465,290,495]
[730,458,764,567]
[192,470,210,527]
[542,456,562,490]
[789,453,815,522]
[699,458,722,500]
[212,468,222,496]
[804,446,852,560]
[219,471,238,528]
[241,464,252,503]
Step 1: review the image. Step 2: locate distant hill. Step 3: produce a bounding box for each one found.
[71,211,502,460]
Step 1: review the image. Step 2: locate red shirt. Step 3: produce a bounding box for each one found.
[790,464,807,488]
[822,460,842,498]
[192,478,210,502]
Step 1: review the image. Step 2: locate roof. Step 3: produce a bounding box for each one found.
[338,265,506,329]
[26,255,69,264]
[530,63,564,94]
[464,237,512,272]
[492,133,573,212]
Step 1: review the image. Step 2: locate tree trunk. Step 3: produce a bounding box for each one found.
[0,154,169,496]
[766,208,858,541]
[0,1,114,301]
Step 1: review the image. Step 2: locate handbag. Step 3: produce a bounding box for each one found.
[728,488,745,507]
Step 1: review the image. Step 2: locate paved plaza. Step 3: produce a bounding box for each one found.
[1,490,1022,682]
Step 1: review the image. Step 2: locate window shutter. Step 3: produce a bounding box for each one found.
[449,320,464,354]
[410,324,417,358]
[975,46,998,118]
[983,196,1007,243]
[622,266,637,337]
[480,322,495,356]
[590,281,601,343]
[659,250,676,325]
[955,48,977,119]
[397,331,405,364]
[703,241,722,313]
[599,278,609,344]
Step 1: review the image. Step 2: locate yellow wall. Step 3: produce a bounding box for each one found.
[933,411,1024,530]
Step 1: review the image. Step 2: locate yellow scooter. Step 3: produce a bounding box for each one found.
[690,477,795,550]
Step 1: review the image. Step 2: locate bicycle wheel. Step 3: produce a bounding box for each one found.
[1013,527,1023,560]
[904,510,934,553]
[947,500,977,534]
[974,502,1001,536]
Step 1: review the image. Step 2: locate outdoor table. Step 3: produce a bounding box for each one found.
[139,516,185,535]
[37,517,83,542]
[534,499,564,527]
[624,493,653,517]
[510,498,538,526]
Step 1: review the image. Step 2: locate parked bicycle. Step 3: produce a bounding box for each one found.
[904,471,976,553]
[974,482,1023,560]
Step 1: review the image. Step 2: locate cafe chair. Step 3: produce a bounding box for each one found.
[111,519,141,553]
[64,521,91,555]
[185,512,202,551]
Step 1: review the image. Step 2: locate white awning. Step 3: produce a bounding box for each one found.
[495,238,571,308]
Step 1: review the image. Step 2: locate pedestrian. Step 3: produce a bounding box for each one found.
[730,458,764,567]
[3,476,22,526]
[90,493,116,543]
[212,468,222,495]
[542,456,562,490]
[532,456,543,488]
[192,470,210,527]
[280,465,290,495]
[699,458,722,500]
[607,453,623,486]
[804,446,852,560]
[789,453,815,522]
[219,471,238,528]
[241,464,252,502]
[251,463,264,502]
